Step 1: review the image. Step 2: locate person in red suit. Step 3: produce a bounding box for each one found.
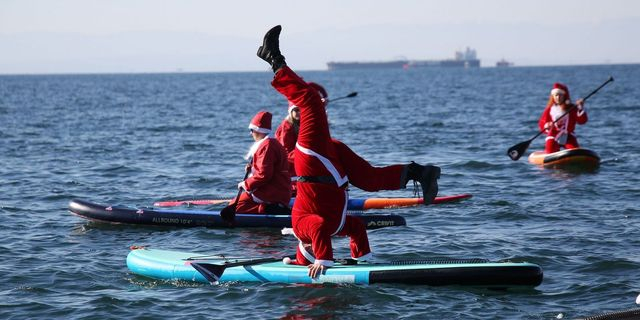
[258,25,440,278]
[539,83,588,153]
[233,110,291,214]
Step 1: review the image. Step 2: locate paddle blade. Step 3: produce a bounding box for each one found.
[219,204,237,225]
[191,262,226,284]
[507,140,532,161]
[346,91,358,98]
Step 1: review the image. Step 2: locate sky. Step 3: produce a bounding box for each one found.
[1,0,639,74]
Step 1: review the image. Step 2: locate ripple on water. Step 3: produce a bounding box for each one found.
[2,65,640,319]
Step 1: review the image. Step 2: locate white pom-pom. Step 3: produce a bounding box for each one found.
[636,293,640,304]
[282,257,292,264]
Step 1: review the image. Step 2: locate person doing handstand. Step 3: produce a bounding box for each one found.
[258,25,440,278]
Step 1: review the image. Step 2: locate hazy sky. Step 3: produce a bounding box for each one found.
[1,0,639,74]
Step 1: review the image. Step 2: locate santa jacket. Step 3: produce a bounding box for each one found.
[538,104,588,137]
[244,137,291,206]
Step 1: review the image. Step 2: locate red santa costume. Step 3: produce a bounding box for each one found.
[538,83,588,153]
[272,67,372,267]
[234,111,291,214]
[275,101,299,192]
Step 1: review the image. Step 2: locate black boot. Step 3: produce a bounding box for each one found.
[257,25,286,73]
[404,162,441,205]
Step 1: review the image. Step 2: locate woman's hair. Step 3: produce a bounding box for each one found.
[547,82,571,108]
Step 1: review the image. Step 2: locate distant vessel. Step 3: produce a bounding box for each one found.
[327,60,408,70]
[327,47,480,70]
[496,59,513,67]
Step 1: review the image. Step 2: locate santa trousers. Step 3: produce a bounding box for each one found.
[545,134,580,153]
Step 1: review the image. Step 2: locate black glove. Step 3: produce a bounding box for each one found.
[220,205,236,225]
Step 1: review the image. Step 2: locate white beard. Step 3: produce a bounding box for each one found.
[244,136,268,160]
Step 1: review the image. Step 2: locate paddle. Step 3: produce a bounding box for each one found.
[191,256,354,283]
[191,257,283,284]
[153,199,230,207]
[507,76,614,161]
[327,91,357,103]
[219,163,251,224]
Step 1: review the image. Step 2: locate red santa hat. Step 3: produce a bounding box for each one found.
[248,111,272,134]
[550,83,570,97]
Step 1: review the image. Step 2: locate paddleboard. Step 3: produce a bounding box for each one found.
[69,199,405,229]
[528,148,600,170]
[126,248,543,287]
[153,193,473,209]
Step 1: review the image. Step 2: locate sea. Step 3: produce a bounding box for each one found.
[1,64,639,319]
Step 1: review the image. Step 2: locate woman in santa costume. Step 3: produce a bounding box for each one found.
[538,83,588,153]
[258,25,440,278]
[233,110,291,214]
[274,100,300,194]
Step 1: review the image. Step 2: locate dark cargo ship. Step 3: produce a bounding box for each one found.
[327,47,480,70]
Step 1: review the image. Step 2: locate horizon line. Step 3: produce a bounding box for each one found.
[0,61,637,77]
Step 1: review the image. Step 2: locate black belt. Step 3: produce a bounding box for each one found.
[297,175,336,184]
[298,175,349,189]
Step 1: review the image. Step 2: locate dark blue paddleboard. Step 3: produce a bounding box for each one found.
[69,199,405,229]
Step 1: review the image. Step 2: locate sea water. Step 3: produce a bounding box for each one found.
[1,64,639,319]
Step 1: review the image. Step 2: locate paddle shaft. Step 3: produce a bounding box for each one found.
[327,92,357,103]
[153,199,230,207]
[228,165,251,209]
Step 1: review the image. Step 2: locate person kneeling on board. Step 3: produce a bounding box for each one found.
[275,82,440,203]
[259,25,441,278]
[232,111,291,215]
[539,82,588,153]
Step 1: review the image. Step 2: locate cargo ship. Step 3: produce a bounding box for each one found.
[327,48,480,70]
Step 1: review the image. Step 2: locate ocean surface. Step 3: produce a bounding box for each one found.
[1,64,639,319]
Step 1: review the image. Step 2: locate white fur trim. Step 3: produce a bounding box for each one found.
[248,123,271,134]
[295,143,349,186]
[288,104,299,113]
[299,241,315,263]
[315,259,334,267]
[244,136,269,160]
[331,189,348,236]
[551,88,566,96]
[353,252,372,262]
